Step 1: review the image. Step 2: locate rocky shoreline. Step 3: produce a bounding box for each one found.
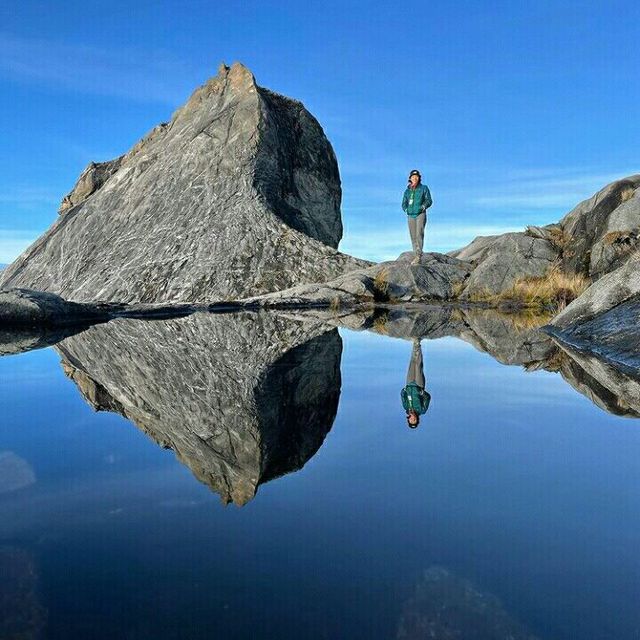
[0,61,638,369]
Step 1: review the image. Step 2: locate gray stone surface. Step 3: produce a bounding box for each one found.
[559,174,640,276]
[0,62,369,303]
[55,311,342,505]
[251,251,474,306]
[0,287,112,327]
[450,175,640,301]
[549,254,640,328]
[459,232,559,298]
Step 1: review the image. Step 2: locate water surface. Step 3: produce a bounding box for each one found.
[1,308,639,639]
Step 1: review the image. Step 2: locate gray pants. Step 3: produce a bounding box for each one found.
[408,213,426,256]
[406,339,425,387]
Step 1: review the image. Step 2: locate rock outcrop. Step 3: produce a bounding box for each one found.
[450,174,640,298]
[250,251,474,307]
[544,254,640,372]
[0,287,113,327]
[0,62,369,303]
[54,311,342,505]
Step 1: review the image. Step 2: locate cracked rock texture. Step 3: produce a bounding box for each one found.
[55,311,341,506]
[0,62,368,303]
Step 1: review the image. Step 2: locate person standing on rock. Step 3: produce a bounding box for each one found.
[401,338,431,428]
[402,169,433,264]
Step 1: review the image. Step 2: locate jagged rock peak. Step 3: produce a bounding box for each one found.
[1,61,368,303]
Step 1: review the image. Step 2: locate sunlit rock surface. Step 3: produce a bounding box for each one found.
[0,62,368,303]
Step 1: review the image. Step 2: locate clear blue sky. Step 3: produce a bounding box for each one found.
[1,0,638,263]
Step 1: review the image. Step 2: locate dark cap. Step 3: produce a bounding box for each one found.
[408,169,421,178]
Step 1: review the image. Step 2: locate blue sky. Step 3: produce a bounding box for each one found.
[0,0,638,263]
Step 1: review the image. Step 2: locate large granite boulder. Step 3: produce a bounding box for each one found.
[558,174,640,277]
[0,62,368,303]
[544,255,640,373]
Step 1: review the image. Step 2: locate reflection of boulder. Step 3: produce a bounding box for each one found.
[0,451,36,494]
[55,312,341,505]
[549,341,640,417]
[0,326,89,356]
[286,306,640,420]
[0,546,46,639]
[397,567,540,640]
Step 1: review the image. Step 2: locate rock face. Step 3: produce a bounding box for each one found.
[55,311,341,505]
[558,174,640,277]
[544,254,640,373]
[459,232,559,298]
[0,62,368,303]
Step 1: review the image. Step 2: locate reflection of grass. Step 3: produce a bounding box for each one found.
[372,311,390,334]
[497,308,555,330]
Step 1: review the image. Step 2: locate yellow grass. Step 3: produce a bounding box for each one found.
[620,186,636,203]
[498,265,591,312]
[372,267,390,300]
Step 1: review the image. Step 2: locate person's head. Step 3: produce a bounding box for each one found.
[408,169,421,187]
[406,409,420,428]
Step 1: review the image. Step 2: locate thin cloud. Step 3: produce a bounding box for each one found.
[0,32,198,104]
[0,185,59,208]
[470,170,638,211]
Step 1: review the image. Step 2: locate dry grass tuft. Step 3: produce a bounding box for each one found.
[451,279,467,298]
[329,295,341,312]
[372,268,390,300]
[546,226,571,251]
[498,265,590,312]
[620,186,636,203]
[602,230,628,246]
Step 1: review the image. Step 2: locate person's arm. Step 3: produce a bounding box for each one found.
[419,389,431,413]
[401,388,409,411]
[420,185,433,213]
[402,189,408,212]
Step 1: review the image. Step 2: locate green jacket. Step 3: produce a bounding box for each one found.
[402,183,433,217]
[401,382,431,415]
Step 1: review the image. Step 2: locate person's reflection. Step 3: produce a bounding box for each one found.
[401,338,431,428]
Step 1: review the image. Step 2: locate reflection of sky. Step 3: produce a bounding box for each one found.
[1,332,639,639]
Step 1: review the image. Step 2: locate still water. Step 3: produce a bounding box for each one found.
[1,308,639,639]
